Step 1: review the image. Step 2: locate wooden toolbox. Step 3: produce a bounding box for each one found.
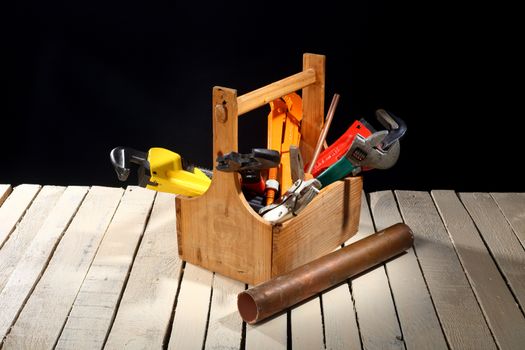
[176,53,362,285]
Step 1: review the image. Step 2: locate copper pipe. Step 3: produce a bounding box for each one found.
[306,93,340,174]
[238,223,413,324]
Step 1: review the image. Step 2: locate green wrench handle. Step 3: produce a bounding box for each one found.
[316,156,356,188]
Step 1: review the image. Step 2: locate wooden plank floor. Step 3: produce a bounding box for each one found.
[0,185,524,349]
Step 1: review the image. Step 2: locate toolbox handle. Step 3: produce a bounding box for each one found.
[235,53,326,165]
[237,68,316,116]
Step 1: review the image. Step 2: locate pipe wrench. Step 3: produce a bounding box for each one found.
[110,147,211,197]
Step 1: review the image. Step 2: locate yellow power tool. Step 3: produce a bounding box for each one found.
[110,147,211,197]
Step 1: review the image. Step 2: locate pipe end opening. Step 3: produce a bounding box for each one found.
[238,292,258,324]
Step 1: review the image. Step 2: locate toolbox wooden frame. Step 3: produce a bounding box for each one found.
[176,53,362,285]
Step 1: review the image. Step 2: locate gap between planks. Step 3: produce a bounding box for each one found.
[432,190,525,350]
[0,184,12,207]
[55,187,156,350]
[369,191,447,350]
[459,193,525,314]
[395,190,496,350]
[0,186,87,342]
[2,186,124,350]
[0,184,41,249]
[104,192,182,349]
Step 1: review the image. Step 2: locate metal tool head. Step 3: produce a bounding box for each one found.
[375,109,407,150]
[289,145,305,182]
[346,131,400,170]
[216,149,280,172]
[259,178,321,224]
[110,147,150,184]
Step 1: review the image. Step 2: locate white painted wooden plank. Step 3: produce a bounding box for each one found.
[369,191,447,350]
[291,299,324,350]
[395,191,496,350]
[168,264,214,350]
[2,186,124,350]
[320,196,363,350]
[0,186,65,292]
[55,187,155,350]
[105,192,181,349]
[322,284,361,350]
[433,190,525,350]
[0,185,12,206]
[491,192,525,249]
[204,274,244,350]
[460,192,525,310]
[0,184,41,248]
[348,193,404,350]
[245,302,287,350]
[0,186,86,341]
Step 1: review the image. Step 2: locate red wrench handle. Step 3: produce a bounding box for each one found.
[308,120,372,177]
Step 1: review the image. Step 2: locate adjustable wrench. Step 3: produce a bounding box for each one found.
[316,111,406,187]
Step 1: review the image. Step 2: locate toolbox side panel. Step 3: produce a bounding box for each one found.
[176,192,273,285]
[271,177,362,277]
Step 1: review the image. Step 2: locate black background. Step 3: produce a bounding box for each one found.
[4,1,523,192]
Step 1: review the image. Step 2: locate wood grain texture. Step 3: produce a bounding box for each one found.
[291,299,324,350]
[320,193,362,350]
[0,186,87,341]
[459,192,525,309]
[491,192,525,249]
[0,184,41,249]
[300,53,325,165]
[0,186,65,292]
[55,187,155,350]
[290,297,324,349]
[272,177,362,277]
[0,185,11,206]
[245,300,287,350]
[177,87,273,285]
[168,264,214,350]
[204,274,244,349]
[321,283,361,350]
[433,190,525,349]
[3,186,123,350]
[105,192,181,349]
[350,193,404,350]
[237,68,316,116]
[370,191,447,350]
[395,191,496,350]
